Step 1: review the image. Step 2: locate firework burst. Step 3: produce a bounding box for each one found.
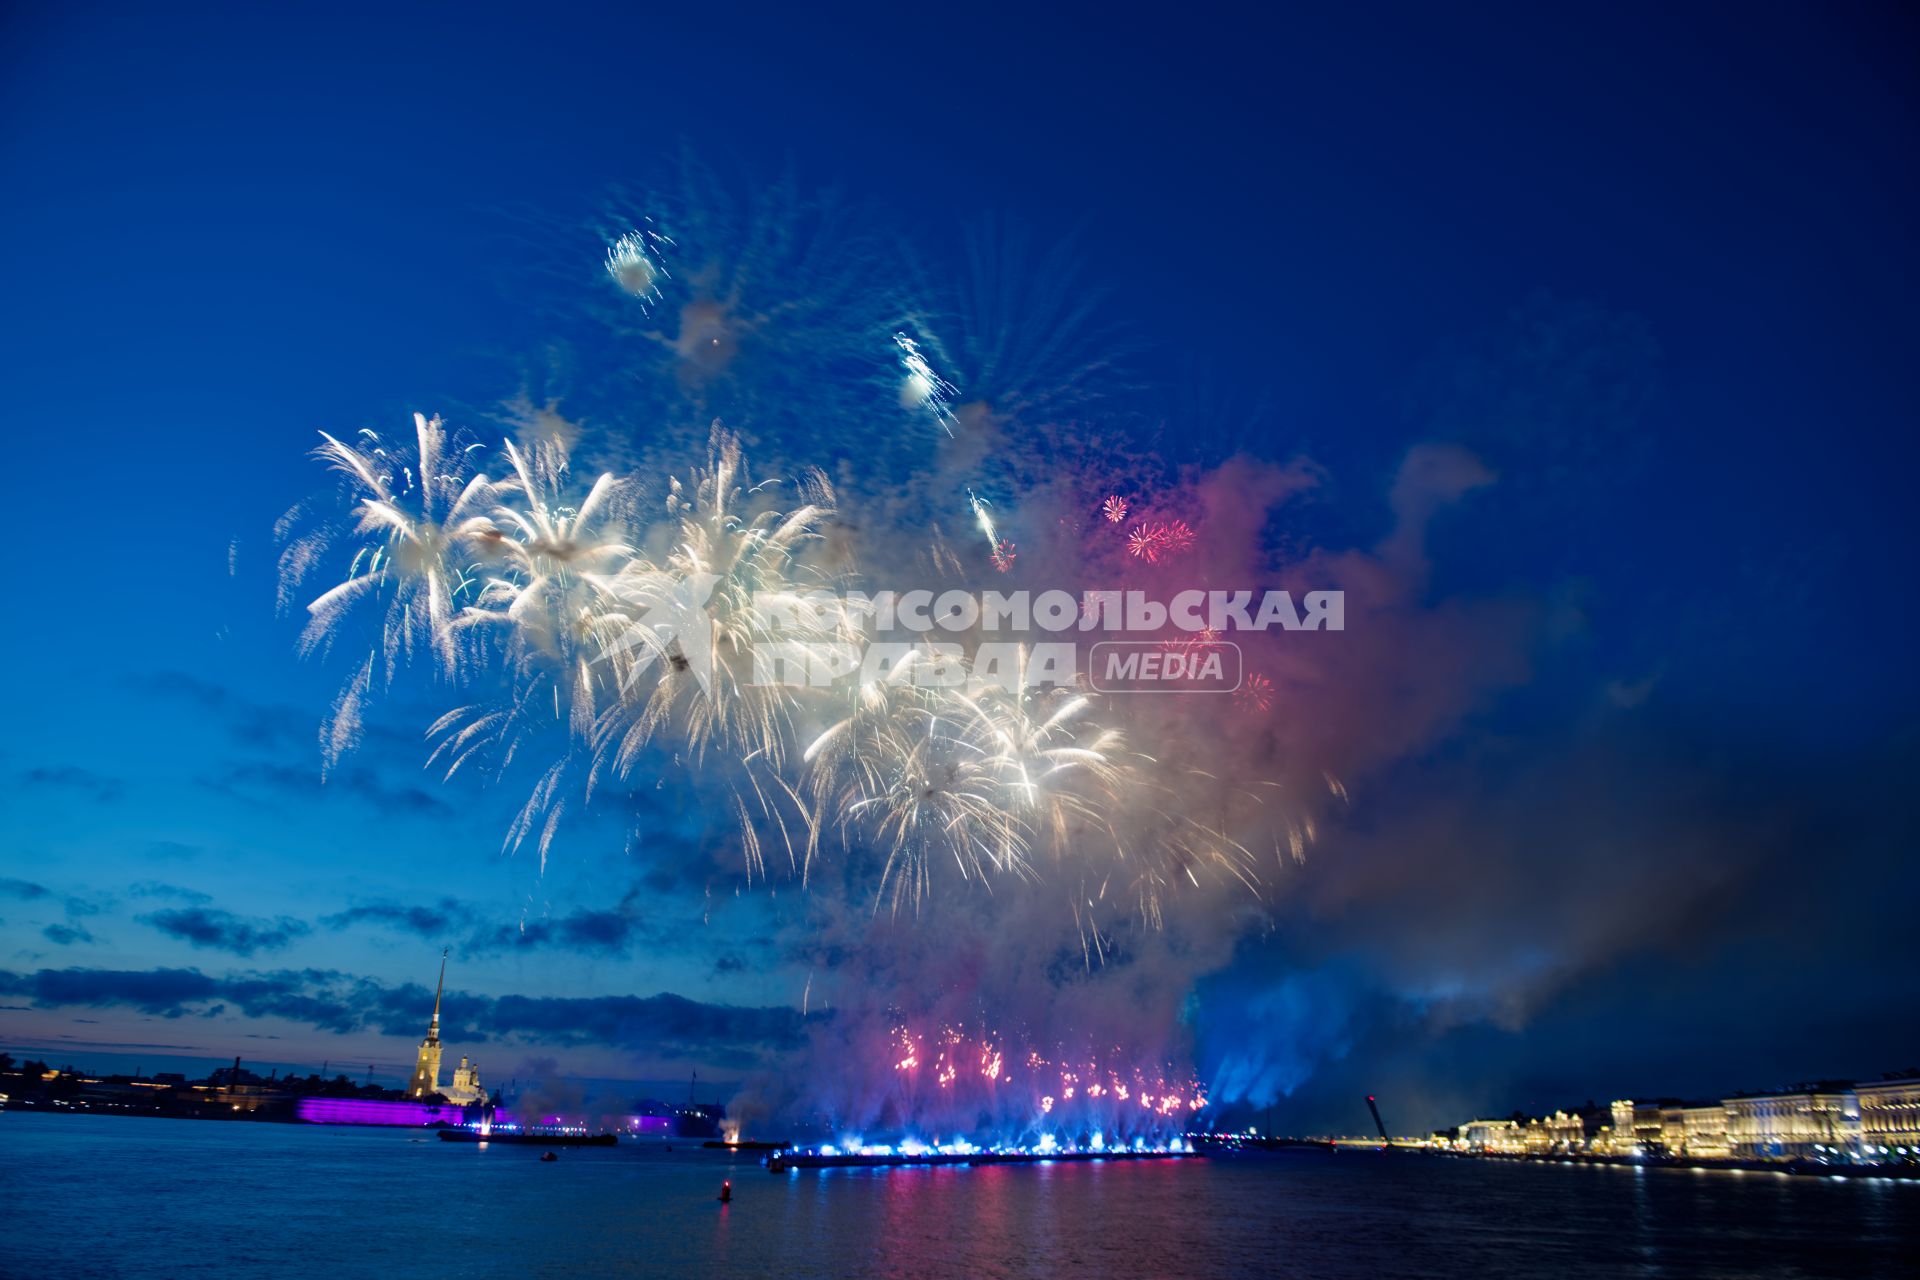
[568,426,851,879]
[604,225,672,310]
[280,413,504,767]
[805,669,1025,910]
[281,200,1318,943]
[1236,671,1275,713]
[462,438,640,733]
[893,332,958,435]
[1124,519,1196,564]
[950,653,1127,858]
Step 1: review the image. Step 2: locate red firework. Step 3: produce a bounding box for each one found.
[1236,672,1274,712]
[1125,519,1196,563]
[1159,626,1224,655]
[1101,494,1129,523]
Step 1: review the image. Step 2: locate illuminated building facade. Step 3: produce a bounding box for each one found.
[1680,1104,1730,1159]
[1608,1100,1669,1154]
[1457,1079,1915,1164]
[1519,1110,1586,1153]
[1631,1103,1665,1153]
[1856,1077,1920,1160]
[1660,1105,1688,1153]
[1458,1119,1525,1153]
[1609,1100,1635,1153]
[444,1056,486,1107]
[1546,1110,1587,1150]
[1724,1089,1860,1160]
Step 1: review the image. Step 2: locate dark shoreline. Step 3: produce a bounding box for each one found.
[1437,1150,1920,1180]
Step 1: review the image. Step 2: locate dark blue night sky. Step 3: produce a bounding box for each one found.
[2,1,1915,1132]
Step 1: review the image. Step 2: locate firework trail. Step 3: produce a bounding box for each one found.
[899,218,1134,449]
[893,332,958,436]
[959,487,1020,574]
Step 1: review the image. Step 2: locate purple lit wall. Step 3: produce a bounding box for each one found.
[490,1111,672,1134]
[296,1098,472,1126]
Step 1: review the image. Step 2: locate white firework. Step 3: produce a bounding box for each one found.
[605,225,672,310]
[282,412,501,768]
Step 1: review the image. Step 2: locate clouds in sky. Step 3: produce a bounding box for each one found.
[0,965,806,1067]
[137,908,312,957]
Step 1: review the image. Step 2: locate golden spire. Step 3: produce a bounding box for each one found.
[429,946,447,1041]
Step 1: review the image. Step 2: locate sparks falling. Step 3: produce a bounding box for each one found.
[893,332,958,435]
[604,226,672,310]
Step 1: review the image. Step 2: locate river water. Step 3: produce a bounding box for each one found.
[2,1112,1914,1278]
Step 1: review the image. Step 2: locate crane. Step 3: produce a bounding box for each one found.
[1365,1094,1390,1146]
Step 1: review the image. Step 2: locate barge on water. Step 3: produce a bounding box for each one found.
[768,1148,1197,1172]
[438,1128,617,1147]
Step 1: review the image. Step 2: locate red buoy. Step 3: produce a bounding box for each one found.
[718,1179,732,1203]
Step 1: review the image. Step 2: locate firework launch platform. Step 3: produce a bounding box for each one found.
[767,1148,1199,1173]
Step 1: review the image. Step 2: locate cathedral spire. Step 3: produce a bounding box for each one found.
[406,948,450,1099]
[429,946,447,1042]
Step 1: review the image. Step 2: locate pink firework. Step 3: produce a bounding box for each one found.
[991,539,1017,573]
[1159,626,1223,656]
[1125,519,1196,564]
[1101,494,1129,524]
[1236,672,1274,712]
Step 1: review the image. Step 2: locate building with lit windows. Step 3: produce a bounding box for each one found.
[1456,1074,1920,1166]
[1540,1110,1587,1152]
[1660,1105,1689,1153]
[1458,1118,1525,1153]
[1679,1104,1730,1159]
[443,1056,487,1107]
[1609,1101,1635,1153]
[1855,1076,1920,1161]
[1608,1100,1671,1154]
[1632,1104,1667,1152]
[1724,1088,1859,1160]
